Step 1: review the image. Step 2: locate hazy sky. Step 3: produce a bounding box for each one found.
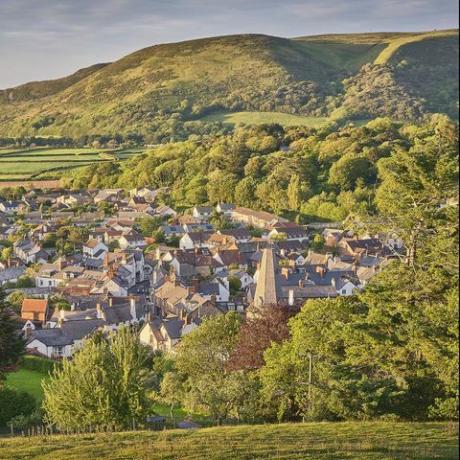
[0,0,458,88]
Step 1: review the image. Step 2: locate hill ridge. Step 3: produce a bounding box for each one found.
[0,30,457,141]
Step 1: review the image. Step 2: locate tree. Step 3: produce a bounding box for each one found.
[228,304,292,371]
[173,313,242,421]
[287,174,302,211]
[228,277,242,295]
[328,154,376,190]
[0,288,24,383]
[43,327,149,430]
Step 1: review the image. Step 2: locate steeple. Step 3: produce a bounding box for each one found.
[253,246,283,308]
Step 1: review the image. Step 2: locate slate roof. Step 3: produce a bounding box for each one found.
[27,319,106,347]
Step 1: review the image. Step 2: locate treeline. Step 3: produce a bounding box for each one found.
[68,115,453,223]
[0,133,147,149]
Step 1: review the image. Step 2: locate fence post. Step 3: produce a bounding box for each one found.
[10,423,14,436]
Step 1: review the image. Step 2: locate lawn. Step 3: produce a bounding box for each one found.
[5,369,49,403]
[200,111,330,127]
[0,422,457,459]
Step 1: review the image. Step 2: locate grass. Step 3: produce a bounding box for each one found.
[201,111,330,127]
[0,422,457,459]
[374,30,458,65]
[0,147,144,181]
[5,369,49,403]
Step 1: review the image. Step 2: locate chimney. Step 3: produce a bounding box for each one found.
[331,278,336,288]
[210,294,217,306]
[316,266,327,278]
[188,277,199,295]
[288,289,294,306]
[108,296,113,307]
[130,297,137,321]
[281,267,290,279]
[96,303,103,319]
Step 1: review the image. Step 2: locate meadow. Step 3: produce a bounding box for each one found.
[200,111,331,127]
[0,422,457,459]
[0,147,143,182]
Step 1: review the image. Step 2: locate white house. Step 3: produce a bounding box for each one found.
[192,206,213,222]
[83,239,108,259]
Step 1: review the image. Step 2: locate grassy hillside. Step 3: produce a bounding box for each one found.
[0,422,457,459]
[0,30,457,141]
[0,63,108,104]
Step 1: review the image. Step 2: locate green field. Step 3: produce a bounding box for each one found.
[5,369,49,403]
[0,147,143,181]
[0,422,457,459]
[201,111,330,127]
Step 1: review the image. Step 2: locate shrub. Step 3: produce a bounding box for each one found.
[0,387,36,427]
[21,355,60,375]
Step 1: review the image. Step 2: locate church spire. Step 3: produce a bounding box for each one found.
[254,246,283,308]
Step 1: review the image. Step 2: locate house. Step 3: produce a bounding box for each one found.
[269,225,309,242]
[231,207,287,229]
[216,203,235,216]
[218,228,251,243]
[0,200,21,215]
[118,231,146,249]
[14,239,49,264]
[83,239,108,259]
[339,237,385,258]
[139,317,198,353]
[153,205,177,218]
[130,187,160,203]
[21,298,49,323]
[323,228,344,247]
[192,206,213,222]
[161,225,185,238]
[230,271,253,289]
[93,189,124,204]
[26,319,106,358]
[0,266,26,286]
[179,232,213,250]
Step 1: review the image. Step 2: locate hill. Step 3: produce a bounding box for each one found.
[0,30,457,142]
[0,422,457,459]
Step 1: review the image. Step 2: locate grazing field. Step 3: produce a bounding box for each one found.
[201,111,330,127]
[0,147,143,182]
[0,422,457,459]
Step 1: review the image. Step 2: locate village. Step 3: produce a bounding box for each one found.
[0,187,404,359]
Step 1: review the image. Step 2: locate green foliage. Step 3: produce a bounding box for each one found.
[42,327,149,430]
[172,313,242,421]
[0,288,25,383]
[0,386,36,427]
[21,355,59,375]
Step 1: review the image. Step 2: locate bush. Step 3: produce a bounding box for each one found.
[21,355,60,375]
[0,387,36,427]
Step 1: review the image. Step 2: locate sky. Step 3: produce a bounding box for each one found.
[0,0,458,88]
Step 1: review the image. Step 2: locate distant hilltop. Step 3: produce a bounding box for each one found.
[0,29,458,140]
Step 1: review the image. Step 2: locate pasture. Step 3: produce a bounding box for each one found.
[0,147,143,182]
